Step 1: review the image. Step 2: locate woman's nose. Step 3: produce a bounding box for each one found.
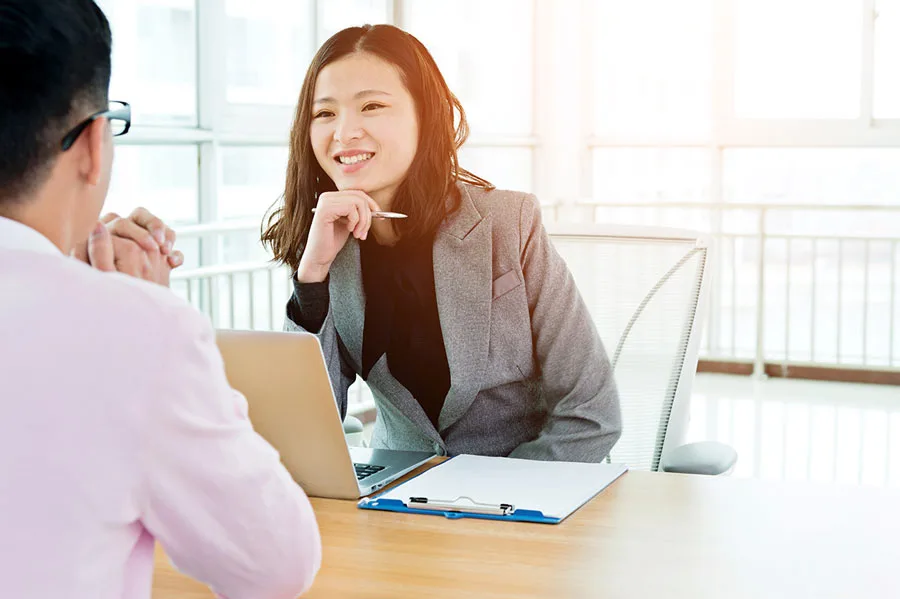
[334,113,364,144]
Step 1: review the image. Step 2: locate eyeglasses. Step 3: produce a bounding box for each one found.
[60,100,131,151]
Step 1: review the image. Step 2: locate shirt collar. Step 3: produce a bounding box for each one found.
[0,215,63,256]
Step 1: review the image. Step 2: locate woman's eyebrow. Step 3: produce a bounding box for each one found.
[314,89,393,104]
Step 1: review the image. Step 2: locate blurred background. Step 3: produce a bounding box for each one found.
[95,0,900,486]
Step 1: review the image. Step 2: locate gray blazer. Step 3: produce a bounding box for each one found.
[286,183,621,462]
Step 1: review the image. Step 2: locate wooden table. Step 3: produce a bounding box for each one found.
[153,462,900,598]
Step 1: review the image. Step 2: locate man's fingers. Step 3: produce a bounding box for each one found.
[162,227,176,255]
[112,238,147,278]
[141,253,153,280]
[167,251,184,269]
[107,217,158,252]
[129,207,169,247]
[87,223,115,272]
[100,212,119,225]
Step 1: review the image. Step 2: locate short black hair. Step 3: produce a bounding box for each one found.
[0,0,112,206]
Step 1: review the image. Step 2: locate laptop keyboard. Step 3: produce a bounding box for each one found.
[354,463,386,481]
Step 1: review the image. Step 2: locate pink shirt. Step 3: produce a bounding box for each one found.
[0,216,321,598]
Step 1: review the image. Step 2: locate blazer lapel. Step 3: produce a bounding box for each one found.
[434,185,492,432]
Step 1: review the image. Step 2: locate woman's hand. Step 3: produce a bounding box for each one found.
[295,190,380,282]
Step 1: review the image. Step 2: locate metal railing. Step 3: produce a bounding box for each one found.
[170,261,284,330]
[172,220,286,331]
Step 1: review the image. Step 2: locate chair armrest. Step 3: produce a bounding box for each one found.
[343,415,367,448]
[344,414,363,435]
[660,441,737,475]
[343,415,365,434]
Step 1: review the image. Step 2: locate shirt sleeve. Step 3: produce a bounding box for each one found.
[138,302,322,599]
[286,274,330,334]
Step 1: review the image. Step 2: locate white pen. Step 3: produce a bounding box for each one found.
[311,208,407,219]
[406,496,516,516]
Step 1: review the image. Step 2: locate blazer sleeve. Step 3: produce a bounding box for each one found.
[284,274,356,421]
[507,195,622,462]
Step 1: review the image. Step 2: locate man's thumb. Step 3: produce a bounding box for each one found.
[87,222,115,272]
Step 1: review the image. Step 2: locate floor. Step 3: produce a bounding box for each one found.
[688,373,900,487]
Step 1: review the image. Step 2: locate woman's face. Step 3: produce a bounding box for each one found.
[310,52,419,207]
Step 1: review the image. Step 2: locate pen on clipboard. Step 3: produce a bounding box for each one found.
[407,496,516,516]
[311,208,407,219]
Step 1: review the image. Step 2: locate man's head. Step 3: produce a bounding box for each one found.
[0,0,114,251]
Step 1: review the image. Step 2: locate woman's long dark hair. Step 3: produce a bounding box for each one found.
[262,24,493,271]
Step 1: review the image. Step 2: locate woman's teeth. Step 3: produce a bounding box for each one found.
[338,153,373,165]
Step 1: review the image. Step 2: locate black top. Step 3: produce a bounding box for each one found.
[286,236,451,429]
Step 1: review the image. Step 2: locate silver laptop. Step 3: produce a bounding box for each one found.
[215,329,434,499]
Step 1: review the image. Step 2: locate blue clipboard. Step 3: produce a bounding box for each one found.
[357,454,628,525]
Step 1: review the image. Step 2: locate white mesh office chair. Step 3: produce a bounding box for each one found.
[550,224,736,474]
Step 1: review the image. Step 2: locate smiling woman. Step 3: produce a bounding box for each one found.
[262,24,622,464]
[310,56,420,208]
[263,24,492,267]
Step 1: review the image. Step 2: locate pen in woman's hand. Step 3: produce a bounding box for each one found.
[311,208,407,219]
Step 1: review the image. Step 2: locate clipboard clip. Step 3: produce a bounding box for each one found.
[406,495,516,516]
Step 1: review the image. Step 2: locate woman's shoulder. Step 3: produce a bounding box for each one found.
[457,181,541,225]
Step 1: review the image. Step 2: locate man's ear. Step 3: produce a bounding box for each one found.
[79,118,107,186]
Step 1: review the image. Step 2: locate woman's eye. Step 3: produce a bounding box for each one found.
[362,103,384,112]
[313,110,334,119]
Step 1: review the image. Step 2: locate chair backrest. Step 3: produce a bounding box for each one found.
[548,224,711,471]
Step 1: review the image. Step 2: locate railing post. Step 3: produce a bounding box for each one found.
[753,206,767,379]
